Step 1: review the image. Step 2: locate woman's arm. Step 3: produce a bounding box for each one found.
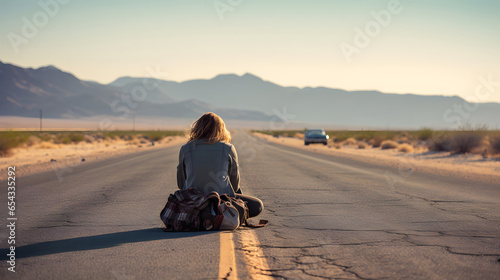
[228,145,240,193]
[177,146,186,190]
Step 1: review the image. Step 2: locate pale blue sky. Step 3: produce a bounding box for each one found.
[1,0,499,102]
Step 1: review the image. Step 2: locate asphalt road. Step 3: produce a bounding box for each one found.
[1,130,499,279]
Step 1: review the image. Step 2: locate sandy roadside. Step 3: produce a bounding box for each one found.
[253,132,500,185]
[0,136,187,180]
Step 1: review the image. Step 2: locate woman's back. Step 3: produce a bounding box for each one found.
[177,139,240,197]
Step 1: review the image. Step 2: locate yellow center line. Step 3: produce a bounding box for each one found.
[238,229,273,280]
[219,229,273,280]
[219,231,238,279]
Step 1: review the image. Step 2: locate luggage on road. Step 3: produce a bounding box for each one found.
[160,188,257,231]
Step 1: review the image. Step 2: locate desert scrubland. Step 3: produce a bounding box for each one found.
[254,129,500,184]
[0,130,186,180]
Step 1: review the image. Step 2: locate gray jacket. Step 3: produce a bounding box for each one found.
[177,139,240,197]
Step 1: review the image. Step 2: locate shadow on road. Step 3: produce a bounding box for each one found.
[0,228,215,260]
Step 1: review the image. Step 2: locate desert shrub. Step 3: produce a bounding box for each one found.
[381,140,398,149]
[398,143,414,153]
[490,137,500,154]
[427,133,452,151]
[57,136,71,144]
[102,132,117,140]
[398,132,409,138]
[84,135,95,143]
[370,136,385,148]
[253,130,272,136]
[56,132,85,144]
[120,134,133,141]
[37,133,54,142]
[100,130,183,141]
[352,131,375,141]
[256,130,301,138]
[26,135,41,146]
[395,137,409,144]
[143,132,164,141]
[68,132,85,143]
[357,142,367,149]
[327,130,399,144]
[282,131,301,137]
[417,128,433,140]
[343,137,357,146]
[129,137,140,145]
[458,122,489,131]
[95,133,105,140]
[294,132,305,139]
[332,134,350,143]
[39,142,57,149]
[0,132,30,156]
[451,133,482,154]
[103,131,133,140]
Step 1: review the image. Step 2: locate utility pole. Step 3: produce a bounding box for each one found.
[39,109,42,132]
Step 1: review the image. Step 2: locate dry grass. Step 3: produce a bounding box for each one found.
[417,128,433,140]
[129,136,141,145]
[26,135,41,146]
[103,130,184,140]
[0,132,29,156]
[343,137,357,146]
[451,133,483,154]
[491,137,500,155]
[84,135,95,143]
[369,136,385,148]
[381,140,398,150]
[357,142,367,149]
[254,129,500,155]
[0,130,184,157]
[398,143,414,153]
[55,132,85,144]
[38,142,58,149]
[294,132,305,139]
[428,134,452,151]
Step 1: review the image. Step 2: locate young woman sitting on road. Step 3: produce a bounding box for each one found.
[176,112,263,218]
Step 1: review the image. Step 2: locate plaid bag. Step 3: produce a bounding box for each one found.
[160,188,220,231]
[160,188,262,231]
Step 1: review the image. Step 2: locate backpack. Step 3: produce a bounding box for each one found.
[161,189,253,231]
[216,194,249,230]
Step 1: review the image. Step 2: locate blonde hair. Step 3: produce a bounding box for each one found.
[188,112,231,144]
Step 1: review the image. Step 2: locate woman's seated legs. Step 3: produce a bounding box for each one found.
[235,194,263,218]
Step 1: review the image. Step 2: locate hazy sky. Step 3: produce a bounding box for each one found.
[1,0,500,102]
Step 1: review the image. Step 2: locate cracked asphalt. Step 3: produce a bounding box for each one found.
[233,131,500,279]
[0,130,498,279]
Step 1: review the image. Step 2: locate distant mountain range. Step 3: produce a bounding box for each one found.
[0,61,270,122]
[1,61,500,129]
